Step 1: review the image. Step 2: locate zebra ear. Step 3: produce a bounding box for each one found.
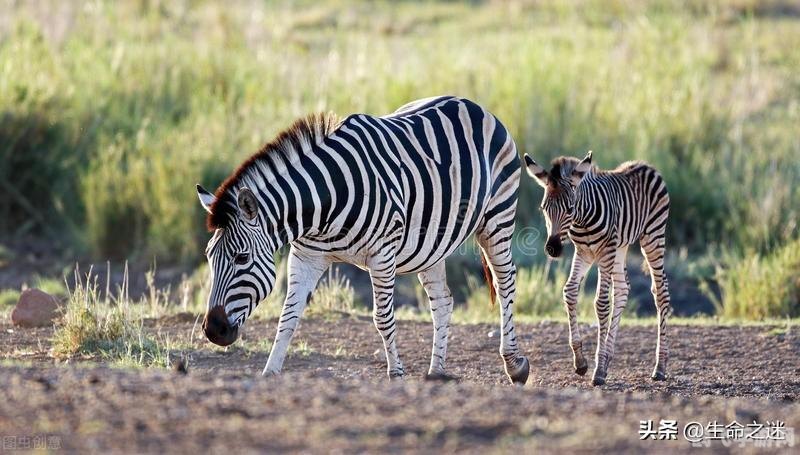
[571,151,593,186]
[237,187,259,221]
[524,154,549,188]
[196,184,216,214]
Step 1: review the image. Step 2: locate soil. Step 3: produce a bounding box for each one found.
[1,316,798,453]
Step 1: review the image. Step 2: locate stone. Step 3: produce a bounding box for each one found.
[11,289,60,327]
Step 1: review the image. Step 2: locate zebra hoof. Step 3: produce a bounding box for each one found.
[262,369,280,378]
[425,371,459,382]
[388,370,405,381]
[651,371,666,381]
[506,356,530,385]
[575,363,588,376]
[592,375,606,386]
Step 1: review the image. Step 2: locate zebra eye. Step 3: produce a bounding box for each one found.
[234,252,249,265]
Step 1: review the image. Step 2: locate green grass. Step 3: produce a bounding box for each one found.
[708,238,800,319]
[458,261,571,322]
[0,289,20,308]
[1,0,798,320]
[455,258,647,322]
[0,0,797,264]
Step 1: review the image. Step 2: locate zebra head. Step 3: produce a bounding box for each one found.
[523,151,593,258]
[196,184,277,346]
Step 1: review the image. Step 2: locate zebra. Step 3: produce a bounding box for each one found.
[523,151,671,386]
[196,96,530,384]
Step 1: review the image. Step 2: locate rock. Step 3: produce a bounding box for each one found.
[487,330,499,338]
[11,289,60,327]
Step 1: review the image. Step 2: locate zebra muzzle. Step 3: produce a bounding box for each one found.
[545,236,563,258]
[203,305,239,346]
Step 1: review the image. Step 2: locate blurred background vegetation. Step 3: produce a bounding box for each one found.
[0,0,798,320]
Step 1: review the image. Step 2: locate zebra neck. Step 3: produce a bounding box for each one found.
[573,177,601,227]
[244,152,338,248]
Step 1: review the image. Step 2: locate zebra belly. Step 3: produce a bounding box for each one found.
[393,200,488,275]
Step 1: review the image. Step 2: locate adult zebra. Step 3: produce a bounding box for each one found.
[524,151,671,386]
[196,96,529,383]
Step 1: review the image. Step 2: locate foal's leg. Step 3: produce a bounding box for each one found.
[599,246,630,381]
[591,247,616,386]
[641,233,671,381]
[418,261,456,380]
[563,252,591,375]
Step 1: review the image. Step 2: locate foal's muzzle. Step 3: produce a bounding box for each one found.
[545,235,563,258]
[203,305,239,346]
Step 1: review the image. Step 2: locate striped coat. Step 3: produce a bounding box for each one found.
[525,151,671,385]
[198,96,529,383]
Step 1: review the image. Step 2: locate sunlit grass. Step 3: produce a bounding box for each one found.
[0,0,798,319]
[0,0,797,265]
[51,267,172,368]
[0,289,20,308]
[448,308,800,327]
[707,238,800,319]
[306,267,360,317]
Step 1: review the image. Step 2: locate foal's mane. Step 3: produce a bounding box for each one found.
[206,112,342,231]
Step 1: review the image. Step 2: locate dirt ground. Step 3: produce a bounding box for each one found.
[1,316,799,453]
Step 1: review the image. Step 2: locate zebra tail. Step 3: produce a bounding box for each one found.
[479,250,496,306]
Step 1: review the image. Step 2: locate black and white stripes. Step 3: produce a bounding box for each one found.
[197,96,529,383]
[525,151,671,386]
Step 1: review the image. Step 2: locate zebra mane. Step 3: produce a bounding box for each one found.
[206,112,342,231]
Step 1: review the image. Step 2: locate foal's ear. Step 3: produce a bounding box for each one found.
[570,151,593,186]
[196,184,216,214]
[524,154,549,188]
[237,187,259,221]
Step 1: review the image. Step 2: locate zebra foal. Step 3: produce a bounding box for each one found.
[524,151,671,386]
[196,96,529,384]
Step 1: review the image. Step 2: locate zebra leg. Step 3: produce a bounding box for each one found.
[600,247,630,381]
[641,234,671,381]
[564,252,591,375]
[477,234,529,385]
[591,249,615,386]
[417,261,456,381]
[262,250,330,376]
[368,253,404,379]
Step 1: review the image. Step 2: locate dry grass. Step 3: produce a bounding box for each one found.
[51,266,172,367]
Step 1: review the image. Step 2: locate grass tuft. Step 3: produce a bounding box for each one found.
[456,261,573,323]
[307,267,359,317]
[51,267,170,367]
